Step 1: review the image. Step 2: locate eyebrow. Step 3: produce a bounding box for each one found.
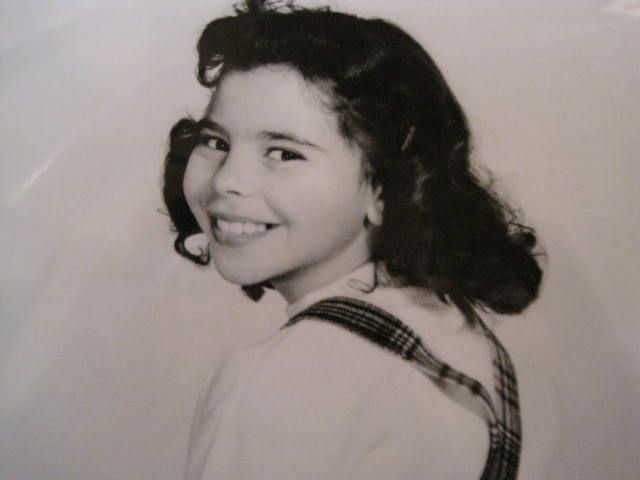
[259,131,322,150]
[197,118,228,136]
[198,119,322,151]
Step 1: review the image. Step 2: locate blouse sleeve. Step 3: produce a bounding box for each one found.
[187,319,488,479]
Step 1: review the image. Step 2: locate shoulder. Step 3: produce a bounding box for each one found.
[240,320,390,419]
[246,318,489,478]
[195,329,289,413]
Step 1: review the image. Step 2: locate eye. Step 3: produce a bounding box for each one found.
[201,134,230,152]
[266,148,305,161]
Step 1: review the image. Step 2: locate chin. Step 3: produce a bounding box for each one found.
[212,256,272,287]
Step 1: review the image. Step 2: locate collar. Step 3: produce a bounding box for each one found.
[285,262,376,319]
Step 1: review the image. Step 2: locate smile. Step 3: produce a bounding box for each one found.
[209,215,278,245]
[216,218,275,234]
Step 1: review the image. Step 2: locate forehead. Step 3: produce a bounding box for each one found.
[206,66,341,141]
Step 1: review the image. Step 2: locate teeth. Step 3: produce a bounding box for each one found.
[230,222,243,235]
[216,218,271,235]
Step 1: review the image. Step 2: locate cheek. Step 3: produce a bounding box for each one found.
[183,162,201,209]
[183,156,215,225]
[269,169,368,228]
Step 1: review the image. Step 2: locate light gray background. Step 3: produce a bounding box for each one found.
[1,1,638,478]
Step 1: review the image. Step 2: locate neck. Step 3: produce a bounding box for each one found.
[272,250,371,304]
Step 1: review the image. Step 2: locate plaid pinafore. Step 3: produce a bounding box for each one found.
[285,297,521,480]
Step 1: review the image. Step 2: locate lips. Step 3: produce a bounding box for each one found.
[208,213,278,246]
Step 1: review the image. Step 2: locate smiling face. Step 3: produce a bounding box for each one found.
[183,66,382,303]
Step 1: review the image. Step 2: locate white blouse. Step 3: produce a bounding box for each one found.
[184,263,558,479]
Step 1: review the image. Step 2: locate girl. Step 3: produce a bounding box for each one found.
[163,1,542,479]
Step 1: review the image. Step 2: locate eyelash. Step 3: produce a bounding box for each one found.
[265,148,305,162]
[200,135,229,152]
[200,134,305,162]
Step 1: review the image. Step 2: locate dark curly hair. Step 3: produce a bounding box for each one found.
[163,0,543,314]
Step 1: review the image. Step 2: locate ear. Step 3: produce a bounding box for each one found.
[365,183,384,226]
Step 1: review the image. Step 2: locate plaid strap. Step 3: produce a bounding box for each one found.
[285,296,521,480]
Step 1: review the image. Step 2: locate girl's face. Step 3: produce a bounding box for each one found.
[183,66,382,302]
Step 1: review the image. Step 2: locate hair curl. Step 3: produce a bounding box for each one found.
[162,0,543,313]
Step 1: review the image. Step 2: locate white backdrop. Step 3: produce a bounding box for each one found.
[1,1,638,479]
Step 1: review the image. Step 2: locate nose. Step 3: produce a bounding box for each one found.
[210,149,255,197]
